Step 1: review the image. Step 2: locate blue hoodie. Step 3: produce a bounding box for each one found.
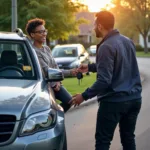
[82,29,142,102]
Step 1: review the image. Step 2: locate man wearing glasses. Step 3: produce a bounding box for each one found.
[25,18,75,112]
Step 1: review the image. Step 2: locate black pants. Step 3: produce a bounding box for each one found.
[54,85,72,113]
[95,99,141,150]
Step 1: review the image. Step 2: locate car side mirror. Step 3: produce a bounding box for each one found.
[47,68,64,82]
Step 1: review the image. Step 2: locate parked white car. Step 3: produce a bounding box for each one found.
[88,45,96,56]
[52,44,89,69]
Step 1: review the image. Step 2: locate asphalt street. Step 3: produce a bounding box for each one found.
[65,57,150,150]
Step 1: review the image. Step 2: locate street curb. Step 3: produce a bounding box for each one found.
[68,73,145,113]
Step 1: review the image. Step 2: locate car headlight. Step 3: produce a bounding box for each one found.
[70,61,79,68]
[20,109,57,136]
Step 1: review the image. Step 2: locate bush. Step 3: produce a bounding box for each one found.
[135,44,144,52]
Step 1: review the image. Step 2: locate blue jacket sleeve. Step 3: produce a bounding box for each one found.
[88,63,97,72]
[82,44,115,100]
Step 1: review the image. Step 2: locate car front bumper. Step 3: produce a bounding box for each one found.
[1,123,65,150]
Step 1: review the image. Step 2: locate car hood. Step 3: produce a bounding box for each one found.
[0,79,51,120]
[54,57,77,65]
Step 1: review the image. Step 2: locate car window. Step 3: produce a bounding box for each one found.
[52,47,78,57]
[0,41,36,79]
[90,45,96,53]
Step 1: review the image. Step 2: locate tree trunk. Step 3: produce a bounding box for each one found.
[143,35,148,53]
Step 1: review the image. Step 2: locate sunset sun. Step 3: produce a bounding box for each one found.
[79,0,113,12]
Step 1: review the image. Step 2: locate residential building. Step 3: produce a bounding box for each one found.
[139,32,150,48]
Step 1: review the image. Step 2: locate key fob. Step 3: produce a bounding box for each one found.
[77,72,83,85]
[77,72,83,80]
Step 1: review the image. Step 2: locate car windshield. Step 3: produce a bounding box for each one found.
[90,45,96,52]
[52,47,78,58]
[0,41,36,79]
[91,48,96,52]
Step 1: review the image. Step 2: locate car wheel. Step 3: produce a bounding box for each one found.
[63,130,67,150]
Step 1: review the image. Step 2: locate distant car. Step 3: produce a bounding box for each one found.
[88,45,96,56]
[0,29,67,150]
[52,44,89,70]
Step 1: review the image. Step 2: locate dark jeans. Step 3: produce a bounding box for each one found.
[95,99,141,150]
[54,85,72,113]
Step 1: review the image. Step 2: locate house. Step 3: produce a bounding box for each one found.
[75,11,95,43]
[139,32,150,48]
[55,11,96,46]
[58,11,96,45]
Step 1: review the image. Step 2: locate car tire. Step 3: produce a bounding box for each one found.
[63,130,67,150]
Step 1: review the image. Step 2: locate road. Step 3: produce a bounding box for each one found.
[65,57,150,150]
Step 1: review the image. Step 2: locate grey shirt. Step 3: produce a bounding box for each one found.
[33,45,71,87]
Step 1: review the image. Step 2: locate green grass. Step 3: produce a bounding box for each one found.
[62,73,96,95]
[136,52,150,57]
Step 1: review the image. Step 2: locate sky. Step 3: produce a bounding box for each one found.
[81,0,112,12]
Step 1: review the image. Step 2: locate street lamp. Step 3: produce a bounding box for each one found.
[11,0,17,31]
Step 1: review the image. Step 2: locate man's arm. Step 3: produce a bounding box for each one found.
[78,63,97,73]
[61,69,71,77]
[88,63,97,72]
[82,44,115,100]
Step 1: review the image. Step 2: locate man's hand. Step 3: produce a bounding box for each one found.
[78,64,88,73]
[69,94,84,107]
[53,82,61,92]
[70,68,78,76]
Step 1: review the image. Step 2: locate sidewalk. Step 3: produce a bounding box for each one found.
[69,74,144,112]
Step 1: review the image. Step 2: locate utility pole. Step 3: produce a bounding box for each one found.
[11,0,17,31]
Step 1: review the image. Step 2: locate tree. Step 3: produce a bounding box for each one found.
[0,0,12,31]
[0,0,87,44]
[111,0,150,53]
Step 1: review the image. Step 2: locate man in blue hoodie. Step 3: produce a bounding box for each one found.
[70,11,142,150]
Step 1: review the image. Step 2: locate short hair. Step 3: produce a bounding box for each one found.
[25,18,45,37]
[95,11,115,30]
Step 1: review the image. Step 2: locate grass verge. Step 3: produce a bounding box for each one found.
[62,73,96,95]
[136,52,150,57]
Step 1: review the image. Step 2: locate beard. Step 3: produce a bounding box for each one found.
[95,28,103,38]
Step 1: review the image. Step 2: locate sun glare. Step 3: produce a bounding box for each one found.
[82,0,113,12]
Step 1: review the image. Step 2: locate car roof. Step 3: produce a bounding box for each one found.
[0,32,24,40]
[54,44,83,48]
[0,28,27,41]
[90,45,96,48]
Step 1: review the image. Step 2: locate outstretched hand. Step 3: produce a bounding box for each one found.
[70,68,78,76]
[77,64,88,73]
[70,64,88,76]
[69,94,84,107]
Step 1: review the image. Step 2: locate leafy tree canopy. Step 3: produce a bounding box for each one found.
[0,0,87,40]
[110,0,150,52]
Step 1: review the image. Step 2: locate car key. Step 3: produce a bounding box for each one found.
[77,72,83,85]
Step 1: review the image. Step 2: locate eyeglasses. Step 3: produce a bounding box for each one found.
[33,29,48,34]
